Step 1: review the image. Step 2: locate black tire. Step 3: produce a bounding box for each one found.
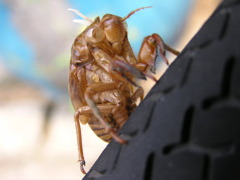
[83,1,240,179]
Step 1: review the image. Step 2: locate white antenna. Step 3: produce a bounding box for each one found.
[68,8,93,25]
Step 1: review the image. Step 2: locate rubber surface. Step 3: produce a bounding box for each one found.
[83,1,240,179]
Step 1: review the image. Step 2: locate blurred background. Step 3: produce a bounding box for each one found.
[0,0,220,179]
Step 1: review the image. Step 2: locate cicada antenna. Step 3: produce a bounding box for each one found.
[68,8,93,25]
[122,6,153,22]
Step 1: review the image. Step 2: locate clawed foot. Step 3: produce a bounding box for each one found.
[79,160,86,174]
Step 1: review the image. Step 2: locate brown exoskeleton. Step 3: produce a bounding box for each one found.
[68,7,180,174]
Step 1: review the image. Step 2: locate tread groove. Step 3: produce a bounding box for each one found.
[110,144,122,171]
[202,57,235,109]
[181,105,194,143]
[143,102,156,132]
[162,106,194,155]
[144,152,155,180]
[180,58,193,86]
[218,13,230,40]
[202,155,210,180]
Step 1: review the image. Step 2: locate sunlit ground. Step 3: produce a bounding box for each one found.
[0,0,220,179]
[0,94,107,180]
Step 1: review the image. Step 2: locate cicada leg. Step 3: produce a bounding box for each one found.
[74,104,119,174]
[74,111,86,174]
[92,47,147,87]
[131,87,144,103]
[137,33,180,74]
[151,33,180,65]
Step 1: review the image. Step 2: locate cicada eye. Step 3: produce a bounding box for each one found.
[85,27,105,43]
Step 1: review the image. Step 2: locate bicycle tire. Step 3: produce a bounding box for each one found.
[83,1,240,179]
